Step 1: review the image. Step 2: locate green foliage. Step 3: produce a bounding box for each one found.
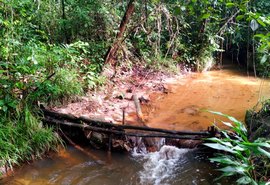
[255,32,270,76]
[0,0,106,173]
[146,56,178,73]
[219,0,270,76]
[204,111,270,184]
[0,107,61,171]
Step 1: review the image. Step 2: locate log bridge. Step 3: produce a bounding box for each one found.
[42,109,217,151]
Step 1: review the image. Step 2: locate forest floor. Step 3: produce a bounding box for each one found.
[51,65,183,126]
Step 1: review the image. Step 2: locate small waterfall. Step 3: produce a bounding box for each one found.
[132,143,188,185]
[130,137,166,154]
[131,137,148,155]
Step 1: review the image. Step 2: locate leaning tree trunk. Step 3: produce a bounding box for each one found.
[61,0,69,43]
[104,0,136,69]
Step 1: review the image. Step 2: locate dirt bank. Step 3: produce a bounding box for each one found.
[145,64,270,131]
[52,64,270,132]
[52,65,179,126]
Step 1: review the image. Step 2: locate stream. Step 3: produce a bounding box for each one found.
[3,64,270,185]
[146,64,270,130]
[3,146,232,185]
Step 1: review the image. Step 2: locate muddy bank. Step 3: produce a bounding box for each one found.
[52,64,270,133]
[145,64,270,131]
[52,65,180,125]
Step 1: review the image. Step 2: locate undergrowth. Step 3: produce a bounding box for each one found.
[204,111,270,184]
[0,106,61,175]
[145,56,179,73]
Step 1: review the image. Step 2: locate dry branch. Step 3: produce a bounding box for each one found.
[59,129,104,164]
[217,9,240,35]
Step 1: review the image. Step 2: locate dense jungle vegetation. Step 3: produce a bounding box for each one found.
[1,0,270,183]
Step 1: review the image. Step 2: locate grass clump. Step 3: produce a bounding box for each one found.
[0,106,61,173]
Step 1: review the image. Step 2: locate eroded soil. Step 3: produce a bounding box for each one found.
[52,64,270,131]
[52,65,176,126]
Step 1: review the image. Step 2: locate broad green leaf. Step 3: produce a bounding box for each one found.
[254,34,266,39]
[236,15,245,21]
[214,172,235,182]
[210,156,239,166]
[0,100,4,106]
[242,142,270,148]
[207,137,233,147]
[222,121,233,128]
[226,3,235,8]
[236,176,253,184]
[208,110,247,135]
[218,166,246,175]
[257,19,266,27]
[257,147,270,158]
[204,143,236,153]
[232,145,245,152]
[201,13,211,19]
[260,55,268,64]
[8,101,17,109]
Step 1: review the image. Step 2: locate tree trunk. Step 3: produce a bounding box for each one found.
[104,0,136,66]
[61,0,69,43]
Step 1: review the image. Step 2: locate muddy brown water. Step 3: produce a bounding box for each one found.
[2,146,232,185]
[3,64,270,185]
[146,64,270,131]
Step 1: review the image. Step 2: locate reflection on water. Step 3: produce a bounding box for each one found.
[2,146,232,185]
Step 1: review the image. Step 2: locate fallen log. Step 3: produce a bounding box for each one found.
[44,117,206,140]
[42,109,217,151]
[42,109,113,126]
[42,109,212,136]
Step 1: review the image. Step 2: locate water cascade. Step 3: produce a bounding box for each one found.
[133,145,188,185]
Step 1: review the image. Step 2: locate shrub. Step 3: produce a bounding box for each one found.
[204,111,270,184]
